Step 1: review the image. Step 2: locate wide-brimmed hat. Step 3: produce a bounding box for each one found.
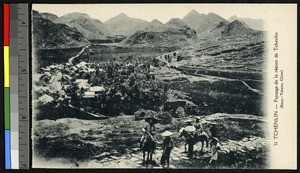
[161,131,174,137]
[183,119,193,123]
[145,117,160,124]
[211,137,219,142]
[143,110,160,124]
[184,125,196,132]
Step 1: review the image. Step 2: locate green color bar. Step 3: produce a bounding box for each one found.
[5,87,10,129]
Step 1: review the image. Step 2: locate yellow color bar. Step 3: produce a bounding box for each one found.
[4,46,10,87]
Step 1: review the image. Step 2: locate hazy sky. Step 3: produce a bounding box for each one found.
[33,4,284,23]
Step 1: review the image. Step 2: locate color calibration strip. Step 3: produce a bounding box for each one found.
[4,3,29,169]
[4,3,11,169]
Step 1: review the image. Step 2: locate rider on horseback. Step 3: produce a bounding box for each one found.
[140,127,157,163]
[194,117,211,142]
[194,117,203,132]
[179,126,196,158]
[140,127,156,149]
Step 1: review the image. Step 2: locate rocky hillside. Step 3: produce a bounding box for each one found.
[228,15,264,31]
[54,12,110,40]
[122,18,197,47]
[207,20,262,37]
[104,13,149,36]
[39,12,58,22]
[182,10,227,37]
[32,10,89,49]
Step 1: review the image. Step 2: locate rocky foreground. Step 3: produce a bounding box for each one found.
[33,113,268,168]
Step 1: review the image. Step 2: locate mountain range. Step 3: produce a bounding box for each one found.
[228,15,264,31]
[32,10,89,49]
[33,9,264,49]
[201,20,261,38]
[54,12,110,40]
[182,10,228,37]
[122,18,197,46]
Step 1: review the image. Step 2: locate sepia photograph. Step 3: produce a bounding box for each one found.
[31,4,297,169]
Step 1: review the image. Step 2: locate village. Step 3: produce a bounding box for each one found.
[32,54,182,117]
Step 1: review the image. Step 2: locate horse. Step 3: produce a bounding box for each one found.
[179,128,209,153]
[140,132,156,163]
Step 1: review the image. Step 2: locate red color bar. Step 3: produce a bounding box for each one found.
[3,3,10,46]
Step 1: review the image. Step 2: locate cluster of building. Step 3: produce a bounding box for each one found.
[33,57,157,107]
[34,61,106,105]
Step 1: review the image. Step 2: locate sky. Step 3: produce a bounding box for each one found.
[32,4,278,23]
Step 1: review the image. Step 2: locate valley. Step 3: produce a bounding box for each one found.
[32,8,267,169]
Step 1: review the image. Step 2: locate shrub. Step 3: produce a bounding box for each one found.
[175,106,185,118]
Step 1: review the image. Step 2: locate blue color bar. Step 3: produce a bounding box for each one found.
[5,130,11,169]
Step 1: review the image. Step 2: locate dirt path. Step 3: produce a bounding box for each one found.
[33,113,267,168]
[173,67,263,95]
[83,135,267,168]
[68,45,90,64]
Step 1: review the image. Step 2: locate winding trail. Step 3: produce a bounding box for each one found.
[68,45,90,64]
[155,55,263,95]
[173,66,264,95]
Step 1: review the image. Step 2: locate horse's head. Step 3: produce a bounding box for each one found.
[145,132,156,143]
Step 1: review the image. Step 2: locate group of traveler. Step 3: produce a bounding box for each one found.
[139,116,221,168]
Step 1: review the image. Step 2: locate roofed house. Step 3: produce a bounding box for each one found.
[34,86,50,97]
[39,72,52,83]
[75,79,88,84]
[63,74,72,80]
[83,91,96,98]
[62,75,72,85]
[78,82,90,90]
[42,67,51,72]
[76,61,88,68]
[71,66,78,71]
[38,94,54,105]
[88,86,105,94]
[88,68,96,73]
[62,85,71,90]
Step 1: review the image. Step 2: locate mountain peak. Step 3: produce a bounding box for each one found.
[187,9,200,16]
[150,19,163,25]
[39,12,58,22]
[230,19,245,26]
[116,13,129,18]
[104,13,149,36]
[183,9,203,21]
[208,12,217,16]
[166,18,184,24]
[228,15,239,21]
[207,12,224,20]
[222,20,251,34]
[93,19,103,24]
[57,12,92,23]
[62,12,90,18]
